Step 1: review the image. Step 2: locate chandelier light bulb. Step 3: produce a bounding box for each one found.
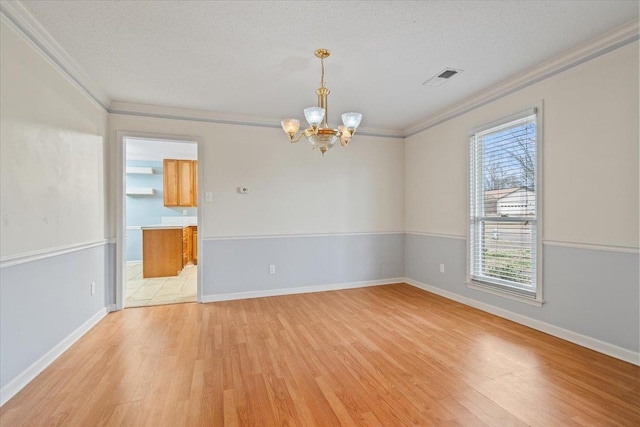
[341,112,362,130]
[304,107,325,126]
[281,118,300,135]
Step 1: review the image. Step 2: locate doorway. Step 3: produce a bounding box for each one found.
[116,133,203,310]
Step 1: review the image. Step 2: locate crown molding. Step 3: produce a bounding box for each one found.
[0,1,111,111]
[109,100,281,128]
[109,101,406,139]
[2,0,636,140]
[403,18,640,137]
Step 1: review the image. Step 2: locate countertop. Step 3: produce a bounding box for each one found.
[141,224,197,230]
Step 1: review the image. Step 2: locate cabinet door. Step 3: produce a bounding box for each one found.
[163,159,179,207]
[143,229,183,278]
[192,228,198,264]
[182,227,191,266]
[192,161,198,206]
[178,160,195,206]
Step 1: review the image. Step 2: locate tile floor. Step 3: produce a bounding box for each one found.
[126,262,197,308]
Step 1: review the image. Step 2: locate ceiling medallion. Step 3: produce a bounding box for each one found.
[281,49,362,156]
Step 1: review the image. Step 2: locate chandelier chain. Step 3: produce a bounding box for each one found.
[320,57,325,88]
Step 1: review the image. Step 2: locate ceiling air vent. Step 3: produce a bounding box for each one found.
[422,68,463,87]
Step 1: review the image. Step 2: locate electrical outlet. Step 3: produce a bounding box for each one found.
[439,264,445,274]
[91,282,96,295]
[182,209,187,215]
[269,265,276,274]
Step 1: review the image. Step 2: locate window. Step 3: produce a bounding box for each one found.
[469,107,542,303]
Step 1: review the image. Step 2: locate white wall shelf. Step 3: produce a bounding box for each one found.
[125,187,155,196]
[126,166,154,175]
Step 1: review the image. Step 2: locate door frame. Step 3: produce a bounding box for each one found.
[115,131,204,310]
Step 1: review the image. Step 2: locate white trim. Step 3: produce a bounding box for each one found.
[404,278,640,366]
[115,131,204,310]
[543,240,639,254]
[408,231,639,256]
[202,231,405,241]
[0,2,110,111]
[535,103,545,304]
[405,231,466,240]
[466,281,543,307]
[0,306,110,407]
[469,107,538,136]
[3,0,635,140]
[466,102,544,304]
[202,278,404,303]
[404,19,640,137]
[0,240,109,269]
[109,101,405,139]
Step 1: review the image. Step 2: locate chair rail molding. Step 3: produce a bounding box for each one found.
[0,240,110,269]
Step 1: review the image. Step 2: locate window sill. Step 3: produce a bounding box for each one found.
[466,280,544,307]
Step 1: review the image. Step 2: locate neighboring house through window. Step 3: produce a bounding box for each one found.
[468,106,543,304]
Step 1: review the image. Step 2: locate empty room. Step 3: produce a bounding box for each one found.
[0,1,638,425]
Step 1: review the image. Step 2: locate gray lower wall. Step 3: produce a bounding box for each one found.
[0,244,109,390]
[405,233,640,353]
[3,232,636,394]
[202,233,405,296]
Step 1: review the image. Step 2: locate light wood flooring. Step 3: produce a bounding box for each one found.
[1,283,638,426]
[126,262,196,307]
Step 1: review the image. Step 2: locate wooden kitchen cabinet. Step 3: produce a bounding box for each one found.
[182,227,192,267]
[164,159,197,207]
[192,227,198,265]
[142,228,183,278]
[142,226,197,278]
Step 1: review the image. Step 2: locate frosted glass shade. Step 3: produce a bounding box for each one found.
[304,107,325,126]
[281,118,300,134]
[341,112,362,129]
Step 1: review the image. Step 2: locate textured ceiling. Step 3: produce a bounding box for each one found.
[21,1,639,132]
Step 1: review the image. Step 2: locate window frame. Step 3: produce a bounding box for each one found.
[466,102,544,306]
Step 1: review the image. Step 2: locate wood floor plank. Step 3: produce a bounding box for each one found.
[1,283,638,426]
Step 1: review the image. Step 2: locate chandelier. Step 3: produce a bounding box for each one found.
[281,49,362,155]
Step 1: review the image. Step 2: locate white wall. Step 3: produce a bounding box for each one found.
[0,17,110,402]
[405,41,639,249]
[108,116,405,239]
[0,19,108,257]
[404,41,639,359]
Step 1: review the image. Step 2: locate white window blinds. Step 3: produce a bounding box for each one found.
[469,109,539,298]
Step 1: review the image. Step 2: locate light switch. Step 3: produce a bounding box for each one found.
[205,192,213,202]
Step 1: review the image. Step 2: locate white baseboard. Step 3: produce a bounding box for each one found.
[404,278,640,366]
[0,306,110,407]
[201,277,405,303]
